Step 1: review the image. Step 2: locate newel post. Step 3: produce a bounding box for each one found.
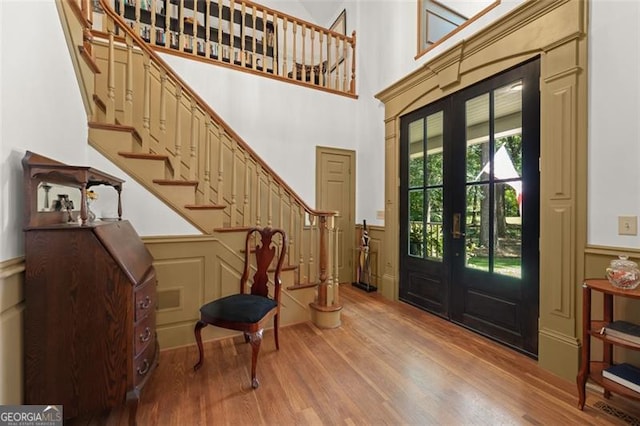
[309,213,342,328]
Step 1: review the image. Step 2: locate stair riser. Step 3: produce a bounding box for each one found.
[183,209,223,233]
[152,184,196,207]
[120,157,170,182]
[89,127,139,157]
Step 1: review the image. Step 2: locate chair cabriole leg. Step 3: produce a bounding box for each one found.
[274,314,280,350]
[193,320,207,371]
[249,329,264,388]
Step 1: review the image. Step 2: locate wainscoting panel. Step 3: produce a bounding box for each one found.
[144,234,314,349]
[0,257,25,404]
[155,257,205,325]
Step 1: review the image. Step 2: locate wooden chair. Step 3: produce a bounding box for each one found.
[193,227,287,388]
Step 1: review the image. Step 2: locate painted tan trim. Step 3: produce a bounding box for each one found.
[376,0,588,380]
[0,257,25,405]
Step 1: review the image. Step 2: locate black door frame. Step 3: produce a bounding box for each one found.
[399,57,540,356]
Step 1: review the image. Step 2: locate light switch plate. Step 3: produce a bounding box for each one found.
[376,210,385,220]
[618,216,638,235]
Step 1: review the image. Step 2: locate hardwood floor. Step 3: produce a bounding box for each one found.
[100,285,640,425]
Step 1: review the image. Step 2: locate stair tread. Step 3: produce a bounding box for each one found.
[152,179,198,186]
[88,121,135,132]
[119,151,169,161]
[184,204,225,210]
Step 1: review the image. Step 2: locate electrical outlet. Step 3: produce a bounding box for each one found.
[618,216,638,236]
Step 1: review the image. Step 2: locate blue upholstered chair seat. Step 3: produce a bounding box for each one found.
[200,294,277,323]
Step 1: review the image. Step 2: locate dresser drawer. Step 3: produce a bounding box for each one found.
[134,309,156,356]
[134,279,156,322]
[134,339,157,386]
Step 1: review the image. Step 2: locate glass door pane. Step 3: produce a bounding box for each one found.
[407,111,444,261]
[463,81,523,277]
[465,93,490,271]
[493,81,523,277]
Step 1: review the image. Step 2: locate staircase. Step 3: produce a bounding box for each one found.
[57,0,344,342]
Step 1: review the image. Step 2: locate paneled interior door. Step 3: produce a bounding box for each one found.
[317,147,356,284]
[400,58,540,356]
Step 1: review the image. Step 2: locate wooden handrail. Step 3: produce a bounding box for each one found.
[97,0,337,220]
[101,0,356,96]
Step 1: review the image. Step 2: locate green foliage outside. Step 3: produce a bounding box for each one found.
[408,134,523,277]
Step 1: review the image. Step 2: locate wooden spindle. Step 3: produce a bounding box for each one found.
[205,0,210,57]
[134,0,141,35]
[124,34,134,126]
[298,205,305,283]
[243,151,250,226]
[179,0,185,53]
[334,37,340,89]
[230,0,235,63]
[350,31,357,94]
[106,18,115,123]
[150,0,157,44]
[230,139,238,225]
[272,12,278,74]
[309,215,316,284]
[217,126,224,205]
[342,38,348,92]
[317,215,328,306]
[282,19,288,78]
[203,119,212,203]
[251,5,257,70]
[164,0,169,47]
[159,71,167,132]
[173,85,182,180]
[142,54,151,152]
[255,164,262,226]
[289,194,295,268]
[301,24,306,78]
[261,9,268,72]
[240,3,246,67]
[310,29,315,84]
[292,22,297,74]
[217,1,223,61]
[267,175,273,227]
[320,32,325,86]
[189,101,197,180]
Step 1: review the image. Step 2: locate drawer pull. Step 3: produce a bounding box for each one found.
[139,327,152,343]
[137,359,150,376]
[138,296,151,310]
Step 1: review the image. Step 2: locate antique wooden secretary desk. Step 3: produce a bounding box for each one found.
[22,151,158,424]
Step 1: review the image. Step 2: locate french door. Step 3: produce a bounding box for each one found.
[399,58,540,356]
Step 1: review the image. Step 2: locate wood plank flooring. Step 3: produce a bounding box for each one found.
[98,285,640,425]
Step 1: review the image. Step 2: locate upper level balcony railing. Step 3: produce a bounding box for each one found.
[95,0,356,97]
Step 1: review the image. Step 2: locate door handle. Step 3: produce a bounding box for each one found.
[452,213,465,239]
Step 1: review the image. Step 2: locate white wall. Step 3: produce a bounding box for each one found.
[0,0,87,261]
[0,0,197,262]
[588,0,640,249]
